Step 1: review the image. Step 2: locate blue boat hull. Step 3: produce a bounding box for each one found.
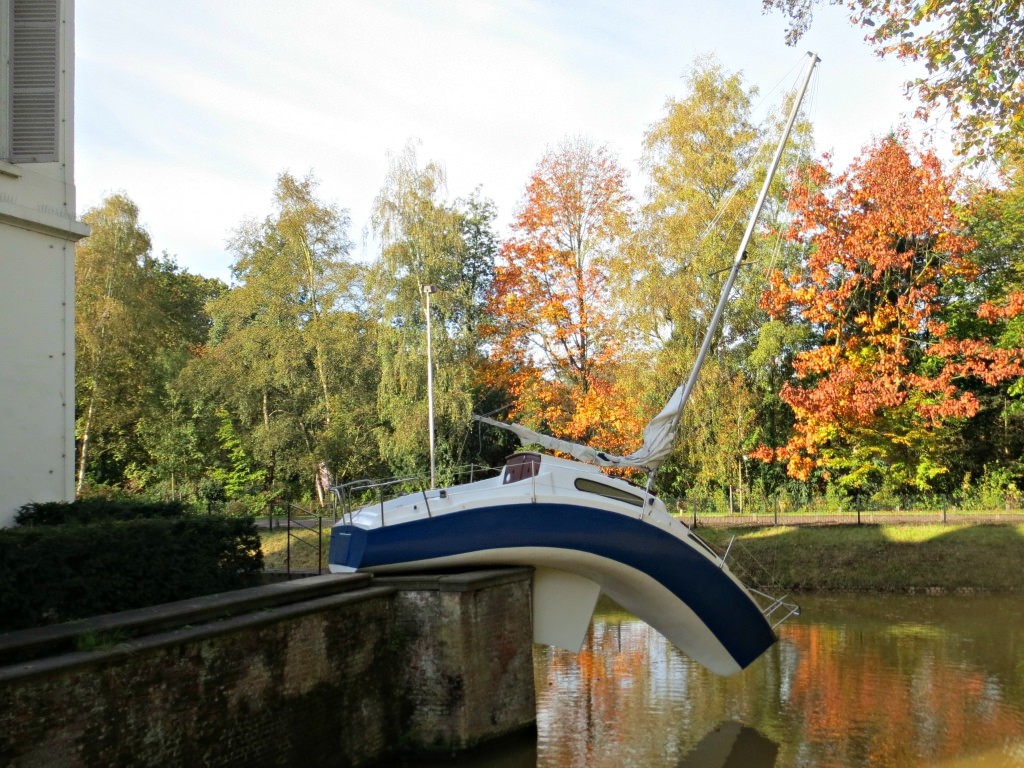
[330,501,776,674]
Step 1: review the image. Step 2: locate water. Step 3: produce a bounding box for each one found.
[428,594,1024,767]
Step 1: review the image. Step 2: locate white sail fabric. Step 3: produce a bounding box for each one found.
[474,385,684,472]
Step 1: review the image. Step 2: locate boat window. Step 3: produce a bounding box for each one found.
[574,478,644,508]
[503,452,541,484]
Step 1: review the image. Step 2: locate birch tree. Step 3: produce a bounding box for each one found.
[75,194,222,495]
[75,194,154,492]
[186,172,378,504]
[622,57,812,496]
[369,143,496,477]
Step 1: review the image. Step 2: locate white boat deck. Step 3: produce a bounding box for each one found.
[343,454,708,558]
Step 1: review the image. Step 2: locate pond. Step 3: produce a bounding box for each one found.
[422,593,1024,767]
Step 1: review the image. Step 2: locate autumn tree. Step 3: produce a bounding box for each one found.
[620,57,813,497]
[948,156,1024,488]
[369,143,497,477]
[484,136,639,454]
[763,0,1024,159]
[755,133,1024,495]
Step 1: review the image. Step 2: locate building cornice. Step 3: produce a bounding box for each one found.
[0,199,89,241]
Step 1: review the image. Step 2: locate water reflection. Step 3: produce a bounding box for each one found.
[677,721,778,767]
[534,594,1024,768]
[770,595,1024,767]
[415,594,1024,767]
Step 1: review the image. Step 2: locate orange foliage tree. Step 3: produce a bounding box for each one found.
[483,137,643,453]
[754,133,1024,492]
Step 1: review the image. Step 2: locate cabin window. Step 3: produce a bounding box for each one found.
[503,452,541,484]
[573,478,644,508]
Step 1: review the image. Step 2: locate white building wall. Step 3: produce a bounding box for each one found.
[0,0,87,525]
[0,225,77,523]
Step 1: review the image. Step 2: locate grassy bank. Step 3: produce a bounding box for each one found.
[260,523,1024,593]
[698,524,1024,593]
[260,527,330,572]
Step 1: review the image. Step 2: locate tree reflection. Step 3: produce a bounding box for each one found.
[533,595,1024,768]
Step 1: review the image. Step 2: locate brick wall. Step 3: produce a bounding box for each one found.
[379,570,536,750]
[0,569,536,767]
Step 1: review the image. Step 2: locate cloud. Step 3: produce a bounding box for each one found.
[74,0,937,281]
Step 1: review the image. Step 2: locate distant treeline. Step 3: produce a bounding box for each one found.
[73,62,1024,515]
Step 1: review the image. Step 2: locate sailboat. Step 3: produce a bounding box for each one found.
[329,52,818,676]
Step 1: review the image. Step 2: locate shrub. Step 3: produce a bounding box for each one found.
[15,499,189,526]
[0,516,262,631]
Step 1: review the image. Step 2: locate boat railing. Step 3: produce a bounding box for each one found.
[749,588,801,630]
[332,475,424,527]
[715,533,801,630]
[331,464,499,526]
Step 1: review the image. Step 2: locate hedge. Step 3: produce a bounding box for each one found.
[14,499,189,526]
[0,516,263,631]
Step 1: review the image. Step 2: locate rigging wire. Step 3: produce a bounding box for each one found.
[764,61,820,280]
[685,55,822,282]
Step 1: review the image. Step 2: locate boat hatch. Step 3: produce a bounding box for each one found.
[573,478,644,508]
[503,452,542,484]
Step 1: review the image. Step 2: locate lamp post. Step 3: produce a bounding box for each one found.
[422,284,437,489]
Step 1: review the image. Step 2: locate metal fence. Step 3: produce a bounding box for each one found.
[262,501,331,574]
[671,500,1024,529]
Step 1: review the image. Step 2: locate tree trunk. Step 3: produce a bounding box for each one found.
[262,390,276,489]
[301,240,333,426]
[76,389,97,495]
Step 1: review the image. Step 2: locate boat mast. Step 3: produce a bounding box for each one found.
[647,51,819,490]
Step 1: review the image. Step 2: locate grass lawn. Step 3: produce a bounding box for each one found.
[261,526,332,572]
[697,523,1024,593]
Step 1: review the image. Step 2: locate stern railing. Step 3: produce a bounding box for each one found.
[712,532,801,631]
[331,464,499,527]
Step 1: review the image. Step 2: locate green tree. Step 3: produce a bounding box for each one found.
[184,172,378,504]
[75,194,147,491]
[75,194,222,495]
[126,392,207,501]
[764,0,1024,159]
[949,158,1024,487]
[125,265,225,500]
[621,56,813,496]
[369,143,497,478]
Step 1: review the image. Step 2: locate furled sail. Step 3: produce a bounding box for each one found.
[474,385,684,472]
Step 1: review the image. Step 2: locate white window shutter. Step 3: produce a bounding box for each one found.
[10,0,59,163]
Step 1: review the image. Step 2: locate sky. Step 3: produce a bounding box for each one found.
[74,1,939,284]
